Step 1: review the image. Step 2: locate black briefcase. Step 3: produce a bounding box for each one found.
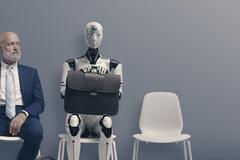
[64,71,121,115]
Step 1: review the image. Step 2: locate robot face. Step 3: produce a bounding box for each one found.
[85,22,103,48]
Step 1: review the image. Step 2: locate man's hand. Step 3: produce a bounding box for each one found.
[9,113,27,136]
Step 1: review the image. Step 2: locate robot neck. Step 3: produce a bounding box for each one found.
[85,48,100,64]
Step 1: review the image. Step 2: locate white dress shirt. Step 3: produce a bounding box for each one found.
[0,61,28,117]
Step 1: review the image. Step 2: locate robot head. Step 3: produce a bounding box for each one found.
[85,22,103,49]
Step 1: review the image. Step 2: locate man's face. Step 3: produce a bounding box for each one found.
[0,32,21,64]
[86,24,103,48]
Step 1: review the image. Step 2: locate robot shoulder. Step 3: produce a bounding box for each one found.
[65,58,76,70]
[110,59,121,69]
[76,54,86,59]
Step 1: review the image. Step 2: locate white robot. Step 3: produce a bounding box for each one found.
[60,22,123,160]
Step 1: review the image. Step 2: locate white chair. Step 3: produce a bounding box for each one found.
[0,136,41,159]
[57,133,118,160]
[132,92,193,160]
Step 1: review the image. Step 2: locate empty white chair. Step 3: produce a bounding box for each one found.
[132,92,193,160]
[57,133,118,160]
[0,136,41,159]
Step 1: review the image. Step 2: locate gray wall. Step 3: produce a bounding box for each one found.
[0,0,240,159]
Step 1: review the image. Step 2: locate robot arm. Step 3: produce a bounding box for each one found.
[60,60,73,98]
[110,59,123,98]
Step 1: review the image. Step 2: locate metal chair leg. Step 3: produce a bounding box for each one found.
[112,140,118,160]
[57,138,66,160]
[132,139,140,160]
[36,150,41,159]
[136,140,140,160]
[132,139,136,160]
[187,140,193,160]
[61,139,66,160]
[57,139,62,160]
[110,141,114,160]
[183,141,188,160]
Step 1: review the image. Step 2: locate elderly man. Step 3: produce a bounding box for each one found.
[0,32,44,160]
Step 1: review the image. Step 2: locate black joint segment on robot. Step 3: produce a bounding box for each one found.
[110,59,120,71]
[66,58,76,71]
[99,115,112,138]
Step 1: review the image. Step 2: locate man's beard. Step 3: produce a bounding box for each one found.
[1,51,21,63]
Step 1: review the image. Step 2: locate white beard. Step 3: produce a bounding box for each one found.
[1,51,21,63]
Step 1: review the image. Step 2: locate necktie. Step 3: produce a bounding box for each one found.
[5,66,16,119]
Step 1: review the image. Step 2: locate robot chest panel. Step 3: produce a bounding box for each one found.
[76,58,110,71]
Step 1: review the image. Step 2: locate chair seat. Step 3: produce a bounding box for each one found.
[133,133,191,143]
[0,136,41,159]
[0,136,23,142]
[57,133,118,160]
[58,133,116,143]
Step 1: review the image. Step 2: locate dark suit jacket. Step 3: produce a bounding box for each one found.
[0,63,45,118]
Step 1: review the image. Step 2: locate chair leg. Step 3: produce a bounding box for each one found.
[132,139,140,160]
[132,139,136,160]
[110,146,114,160]
[61,139,66,160]
[57,139,63,160]
[36,150,41,159]
[136,140,140,160]
[183,141,187,160]
[112,140,118,160]
[187,140,193,160]
[109,141,114,160]
[57,138,66,160]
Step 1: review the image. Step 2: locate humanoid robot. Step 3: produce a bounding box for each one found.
[60,22,123,160]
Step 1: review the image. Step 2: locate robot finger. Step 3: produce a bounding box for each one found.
[98,67,102,74]
[103,68,109,74]
[102,68,106,74]
[100,67,105,74]
[87,66,91,72]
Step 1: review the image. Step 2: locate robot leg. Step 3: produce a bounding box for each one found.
[98,115,113,160]
[65,113,84,160]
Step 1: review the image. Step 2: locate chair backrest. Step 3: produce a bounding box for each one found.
[139,92,183,137]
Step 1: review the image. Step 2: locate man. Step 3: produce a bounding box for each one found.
[61,22,123,160]
[0,32,44,160]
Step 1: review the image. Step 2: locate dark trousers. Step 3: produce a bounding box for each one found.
[0,106,43,160]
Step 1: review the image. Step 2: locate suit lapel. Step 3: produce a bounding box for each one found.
[18,64,25,101]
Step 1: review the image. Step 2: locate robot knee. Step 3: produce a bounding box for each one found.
[69,114,81,127]
[99,115,112,138]
[101,115,112,128]
[68,114,81,136]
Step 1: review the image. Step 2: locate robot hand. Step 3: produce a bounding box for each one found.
[118,92,122,99]
[79,64,91,72]
[97,66,109,74]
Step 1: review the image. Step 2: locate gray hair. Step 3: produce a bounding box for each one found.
[0,32,19,44]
